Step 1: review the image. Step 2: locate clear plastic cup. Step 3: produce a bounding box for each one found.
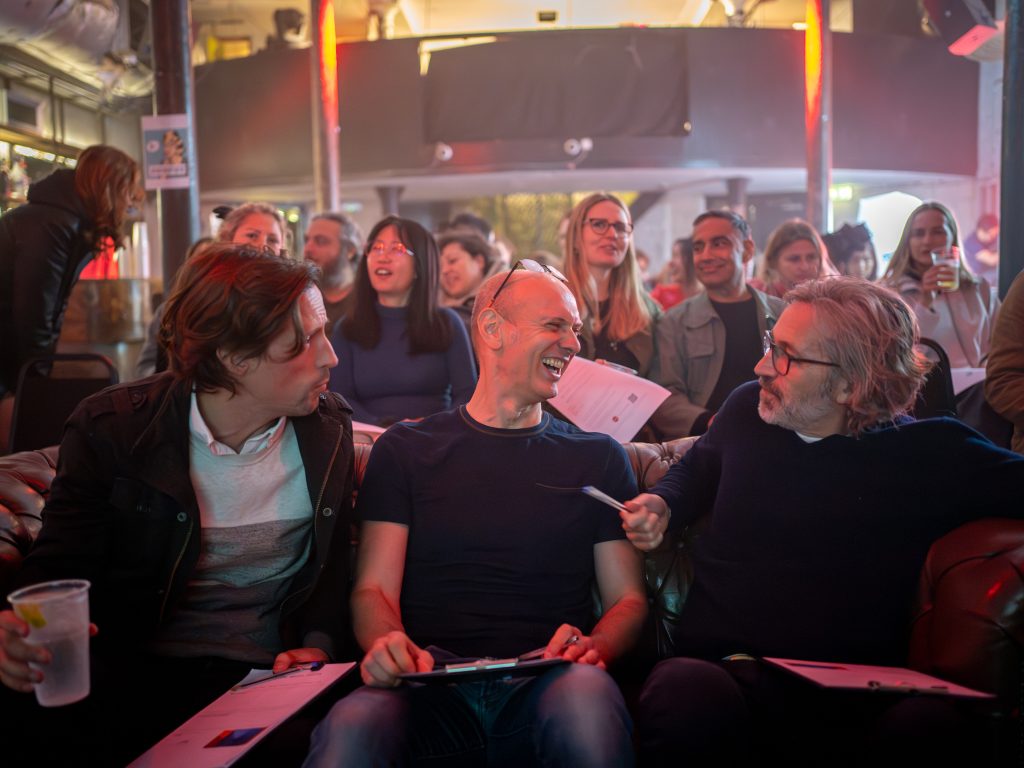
[930,247,961,292]
[8,580,91,707]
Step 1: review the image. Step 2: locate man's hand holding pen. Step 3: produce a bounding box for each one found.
[360,630,435,688]
[621,493,670,552]
[541,624,606,669]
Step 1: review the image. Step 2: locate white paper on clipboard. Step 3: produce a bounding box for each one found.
[128,662,356,768]
[550,357,670,443]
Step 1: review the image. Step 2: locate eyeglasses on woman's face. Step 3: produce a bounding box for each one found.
[585,218,633,238]
[368,241,414,258]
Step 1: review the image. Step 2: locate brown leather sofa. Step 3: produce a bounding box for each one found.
[2,440,1022,759]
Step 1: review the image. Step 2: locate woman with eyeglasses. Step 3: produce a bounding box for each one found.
[752,219,837,299]
[563,193,661,378]
[882,202,998,370]
[328,216,476,426]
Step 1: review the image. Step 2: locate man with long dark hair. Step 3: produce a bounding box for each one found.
[0,244,355,766]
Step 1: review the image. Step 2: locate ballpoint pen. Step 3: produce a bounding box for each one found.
[233,661,325,689]
[581,486,629,513]
[519,634,580,661]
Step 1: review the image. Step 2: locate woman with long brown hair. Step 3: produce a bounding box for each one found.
[562,193,661,377]
[0,144,143,396]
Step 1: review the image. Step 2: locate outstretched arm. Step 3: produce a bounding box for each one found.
[351,521,433,686]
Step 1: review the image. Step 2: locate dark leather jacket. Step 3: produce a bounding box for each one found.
[15,373,355,661]
[0,169,95,394]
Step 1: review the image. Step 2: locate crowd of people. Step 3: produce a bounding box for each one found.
[0,145,1022,767]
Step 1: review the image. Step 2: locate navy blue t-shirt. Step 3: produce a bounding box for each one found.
[356,407,638,658]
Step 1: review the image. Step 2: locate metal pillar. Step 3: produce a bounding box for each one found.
[1000,0,1023,298]
[805,0,832,233]
[311,0,341,213]
[726,177,750,220]
[376,185,403,216]
[151,0,200,287]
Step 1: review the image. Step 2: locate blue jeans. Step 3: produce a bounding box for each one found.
[304,662,634,767]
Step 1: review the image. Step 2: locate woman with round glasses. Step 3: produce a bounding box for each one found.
[882,202,998,369]
[563,193,661,377]
[329,215,475,426]
[753,219,836,299]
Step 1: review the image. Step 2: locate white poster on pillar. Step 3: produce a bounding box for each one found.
[141,114,191,190]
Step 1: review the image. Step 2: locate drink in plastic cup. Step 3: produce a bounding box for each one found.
[930,247,961,292]
[7,580,91,707]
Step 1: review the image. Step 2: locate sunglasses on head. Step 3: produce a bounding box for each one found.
[488,259,568,308]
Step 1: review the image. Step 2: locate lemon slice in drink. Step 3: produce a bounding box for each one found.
[15,603,47,629]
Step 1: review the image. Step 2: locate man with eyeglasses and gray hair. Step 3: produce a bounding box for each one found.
[620,277,1024,765]
[303,211,363,332]
[305,262,647,767]
[652,210,783,438]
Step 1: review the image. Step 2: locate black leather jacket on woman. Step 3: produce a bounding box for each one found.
[0,169,95,395]
[15,373,356,662]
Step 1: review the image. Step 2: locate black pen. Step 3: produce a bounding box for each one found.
[233,661,325,689]
[519,634,580,661]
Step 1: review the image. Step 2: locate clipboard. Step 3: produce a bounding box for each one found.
[399,657,568,685]
[128,662,356,768]
[763,657,994,699]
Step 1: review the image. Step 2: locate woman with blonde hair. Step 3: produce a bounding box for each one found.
[216,201,286,253]
[563,193,660,377]
[135,203,287,378]
[882,201,998,369]
[754,218,836,299]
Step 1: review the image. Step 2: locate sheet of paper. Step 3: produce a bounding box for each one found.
[351,420,387,439]
[550,357,670,443]
[763,657,994,699]
[950,367,985,396]
[128,662,356,768]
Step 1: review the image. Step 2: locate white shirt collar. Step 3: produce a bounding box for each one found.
[189,392,288,456]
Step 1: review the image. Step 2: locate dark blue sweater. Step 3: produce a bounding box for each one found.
[328,305,476,426]
[654,381,1024,665]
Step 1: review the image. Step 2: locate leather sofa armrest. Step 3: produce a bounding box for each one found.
[909,518,1024,704]
[623,436,699,492]
[0,446,59,591]
[620,436,700,660]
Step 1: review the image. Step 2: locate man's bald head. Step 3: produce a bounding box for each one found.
[471,269,573,351]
